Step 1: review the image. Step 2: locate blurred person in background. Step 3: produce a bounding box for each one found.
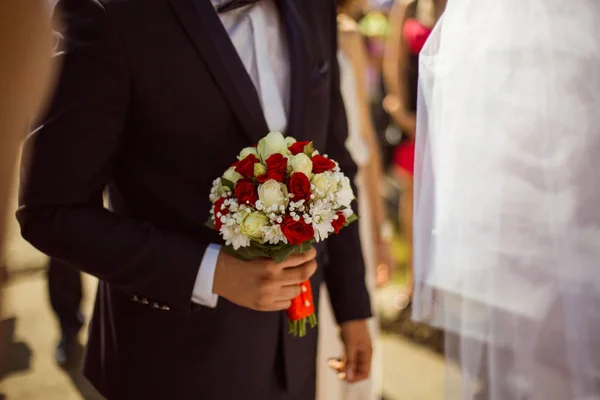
[382,0,446,304]
[317,0,395,399]
[0,0,55,320]
[0,1,55,255]
[359,10,397,169]
[413,0,600,399]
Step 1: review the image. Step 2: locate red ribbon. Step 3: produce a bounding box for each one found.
[286,280,315,321]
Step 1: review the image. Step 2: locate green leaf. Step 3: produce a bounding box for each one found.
[271,245,297,264]
[221,240,317,264]
[303,142,315,156]
[205,218,215,230]
[345,214,359,226]
[222,244,269,261]
[297,241,314,254]
[221,178,235,190]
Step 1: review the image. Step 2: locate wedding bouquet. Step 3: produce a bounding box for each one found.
[206,132,357,337]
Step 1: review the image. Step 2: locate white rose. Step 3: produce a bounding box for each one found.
[254,163,267,178]
[258,179,289,210]
[290,153,313,177]
[285,136,297,147]
[223,167,242,185]
[312,172,338,197]
[336,176,355,207]
[240,212,269,241]
[257,132,289,161]
[238,146,258,160]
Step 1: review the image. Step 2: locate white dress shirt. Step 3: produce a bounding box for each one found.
[192,0,290,307]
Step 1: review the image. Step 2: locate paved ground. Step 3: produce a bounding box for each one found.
[0,173,449,400]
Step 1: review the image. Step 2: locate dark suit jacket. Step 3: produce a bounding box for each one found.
[18,0,371,398]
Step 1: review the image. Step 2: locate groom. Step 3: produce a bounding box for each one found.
[18,0,372,398]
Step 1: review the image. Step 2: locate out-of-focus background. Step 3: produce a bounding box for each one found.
[0,1,451,398]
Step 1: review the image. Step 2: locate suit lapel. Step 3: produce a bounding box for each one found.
[168,0,269,145]
[278,0,310,142]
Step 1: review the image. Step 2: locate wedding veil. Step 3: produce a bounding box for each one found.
[412,0,600,398]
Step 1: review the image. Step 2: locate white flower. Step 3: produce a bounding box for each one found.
[285,136,297,147]
[311,172,338,198]
[210,178,232,203]
[257,132,290,161]
[262,223,288,245]
[258,179,288,210]
[240,212,269,241]
[238,146,258,160]
[290,153,313,177]
[220,225,251,250]
[254,163,267,178]
[309,199,335,242]
[223,167,243,185]
[336,175,355,208]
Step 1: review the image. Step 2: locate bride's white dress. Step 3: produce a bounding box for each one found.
[413,0,600,398]
[316,52,382,400]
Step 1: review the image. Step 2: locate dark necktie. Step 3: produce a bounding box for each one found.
[217,0,261,13]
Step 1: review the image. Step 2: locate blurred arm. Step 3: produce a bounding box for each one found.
[382,0,416,137]
[324,3,372,324]
[341,32,388,237]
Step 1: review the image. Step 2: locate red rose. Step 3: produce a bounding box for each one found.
[332,212,346,234]
[264,153,288,183]
[312,155,336,174]
[256,173,269,183]
[234,179,258,205]
[234,154,258,179]
[256,170,284,183]
[288,141,312,155]
[281,216,315,245]
[213,197,229,230]
[288,172,311,202]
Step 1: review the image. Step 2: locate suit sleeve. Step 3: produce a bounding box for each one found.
[17,0,205,315]
[323,1,373,324]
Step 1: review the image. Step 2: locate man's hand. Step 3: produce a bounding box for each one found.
[212,248,318,312]
[339,319,373,382]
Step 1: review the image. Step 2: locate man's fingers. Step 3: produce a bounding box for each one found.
[343,344,372,382]
[274,284,302,302]
[279,260,317,285]
[327,358,345,372]
[344,345,357,382]
[259,300,292,312]
[279,247,317,268]
[353,347,373,382]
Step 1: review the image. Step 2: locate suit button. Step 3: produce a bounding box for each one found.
[160,305,171,311]
[131,294,139,302]
[152,302,160,309]
[141,298,149,305]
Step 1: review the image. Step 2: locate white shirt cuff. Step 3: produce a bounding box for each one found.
[191,243,221,308]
